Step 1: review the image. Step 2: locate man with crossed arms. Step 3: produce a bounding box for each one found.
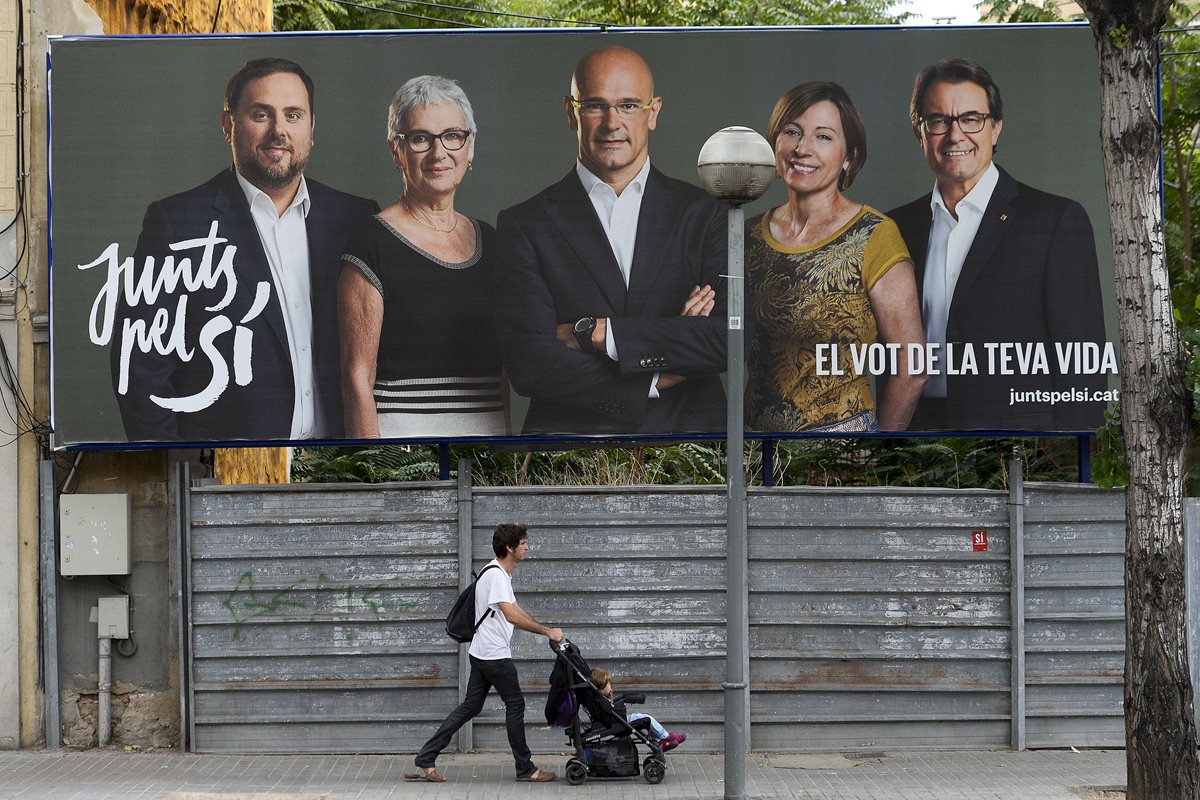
[495,45,727,436]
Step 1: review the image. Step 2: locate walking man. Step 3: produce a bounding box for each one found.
[406,524,564,783]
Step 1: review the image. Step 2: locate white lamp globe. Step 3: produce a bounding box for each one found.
[696,126,775,206]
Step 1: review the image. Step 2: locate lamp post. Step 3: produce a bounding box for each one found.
[697,126,775,800]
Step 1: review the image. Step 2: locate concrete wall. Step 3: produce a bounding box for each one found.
[0,0,21,751]
[57,453,175,748]
[0,309,17,750]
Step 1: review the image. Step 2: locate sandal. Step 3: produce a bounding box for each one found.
[516,768,557,782]
[404,767,446,782]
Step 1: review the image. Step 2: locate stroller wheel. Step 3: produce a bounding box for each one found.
[643,757,666,785]
[565,759,588,785]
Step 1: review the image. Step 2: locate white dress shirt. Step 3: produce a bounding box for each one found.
[235,171,317,439]
[575,158,660,397]
[921,162,999,398]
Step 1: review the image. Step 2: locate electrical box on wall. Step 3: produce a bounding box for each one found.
[96,596,130,639]
[60,493,132,576]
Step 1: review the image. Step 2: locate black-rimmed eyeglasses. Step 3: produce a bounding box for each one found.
[397,129,472,152]
[565,97,657,118]
[921,113,993,135]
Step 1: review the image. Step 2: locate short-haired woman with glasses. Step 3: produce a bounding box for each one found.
[339,75,506,438]
[745,82,926,433]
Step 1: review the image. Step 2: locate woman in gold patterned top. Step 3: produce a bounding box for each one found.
[746,82,926,432]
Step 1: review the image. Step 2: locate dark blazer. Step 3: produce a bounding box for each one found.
[495,166,727,435]
[112,168,378,443]
[888,166,1108,431]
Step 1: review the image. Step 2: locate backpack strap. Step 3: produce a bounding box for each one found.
[472,564,502,631]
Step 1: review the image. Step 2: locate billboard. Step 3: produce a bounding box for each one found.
[48,25,1119,448]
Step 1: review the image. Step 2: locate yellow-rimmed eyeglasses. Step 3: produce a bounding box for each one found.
[565,97,657,118]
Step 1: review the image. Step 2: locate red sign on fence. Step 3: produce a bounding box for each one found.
[972,531,988,552]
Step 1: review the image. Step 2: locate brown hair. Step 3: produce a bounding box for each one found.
[767,81,867,191]
[493,524,528,558]
[225,57,315,115]
[590,667,612,690]
[909,57,1004,129]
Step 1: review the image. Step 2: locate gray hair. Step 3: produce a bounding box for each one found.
[386,75,476,145]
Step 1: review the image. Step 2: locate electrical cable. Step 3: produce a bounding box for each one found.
[60,451,84,493]
[0,320,44,439]
[0,0,49,452]
[1,0,26,287]
[104,576,139,658]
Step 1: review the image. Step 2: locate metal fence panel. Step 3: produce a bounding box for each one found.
[188,483,460,754]
[748,487,1013,750]
[1021,485,1125,748]
[185,479,1130,754]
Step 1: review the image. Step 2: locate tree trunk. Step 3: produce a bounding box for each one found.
[1079,1,1200,797]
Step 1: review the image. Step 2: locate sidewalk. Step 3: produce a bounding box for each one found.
[0,749,1126,799]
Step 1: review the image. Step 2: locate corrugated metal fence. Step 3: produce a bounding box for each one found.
[183,466,1127,754]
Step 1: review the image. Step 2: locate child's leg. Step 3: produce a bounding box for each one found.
[627,712,669,741]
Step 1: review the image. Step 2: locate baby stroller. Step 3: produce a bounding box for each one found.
[545,639,669,785]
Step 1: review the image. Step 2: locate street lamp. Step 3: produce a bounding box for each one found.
[697,126,775,800]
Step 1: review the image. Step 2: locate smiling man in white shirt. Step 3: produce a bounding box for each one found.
[113,57,378,443]
[888,57,1107,431]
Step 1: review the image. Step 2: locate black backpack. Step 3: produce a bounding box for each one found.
[445,563,501,643]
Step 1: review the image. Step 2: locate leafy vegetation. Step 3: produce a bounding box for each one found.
[291,445,442,482]
[275,0,911,31]
[975,0,1084,22]
[293,436,1083,487]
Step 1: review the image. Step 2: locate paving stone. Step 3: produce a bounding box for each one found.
[0,749,1127,800]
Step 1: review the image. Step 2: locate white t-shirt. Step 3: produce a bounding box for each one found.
[468,559,516,660]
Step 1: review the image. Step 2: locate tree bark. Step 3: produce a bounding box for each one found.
[1079,1,1200,798]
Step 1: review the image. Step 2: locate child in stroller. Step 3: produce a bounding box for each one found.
[590,668,687,751]
[545,639,677,785]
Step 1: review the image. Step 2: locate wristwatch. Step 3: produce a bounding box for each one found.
[573,316,597,353]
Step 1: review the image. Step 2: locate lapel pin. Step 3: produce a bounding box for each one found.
[1000,213,1008,221]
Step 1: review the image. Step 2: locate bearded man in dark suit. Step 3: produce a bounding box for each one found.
[112,57,378,443]
[888,57,1107,432]
[495,45,727,436]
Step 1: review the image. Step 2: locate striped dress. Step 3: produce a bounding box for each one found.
[341,215,505,437]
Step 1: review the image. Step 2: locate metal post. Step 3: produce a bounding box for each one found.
[724,205,748,800]
[1076,434,1092,483]
[174,460,193,752]
[1186,499,1200,739]
[696,127,772,798]
[456,458,475,752]
[761,440,775,488]
[37,460,60,749]
[1008,454,1026,751]
[439,443,451,481]
[98,637,112,746]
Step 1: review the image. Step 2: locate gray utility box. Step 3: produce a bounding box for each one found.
[96,596,130,639]
[60,493,132,576]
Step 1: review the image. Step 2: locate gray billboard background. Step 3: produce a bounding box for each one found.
[47,25,1113,447]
